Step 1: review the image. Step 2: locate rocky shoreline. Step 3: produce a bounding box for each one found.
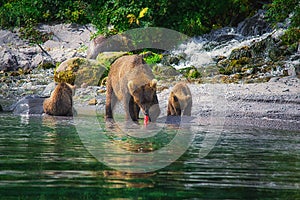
[71,76,300,131]
[0,23,299,131]
[1,64,299,131]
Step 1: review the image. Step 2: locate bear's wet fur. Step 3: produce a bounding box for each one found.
[43,82,75,116]
[105,55,160,122]
[167,82,192,116]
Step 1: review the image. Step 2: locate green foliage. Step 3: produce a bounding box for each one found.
[280,28,300,45]
[86,0,155,36]
[19,18,52,44]
[0,0,89,29]
[54,70,76,84]
[1,0,289,37]
[143,53,162,64]
[178,66,201,79]
[265,0,300,28]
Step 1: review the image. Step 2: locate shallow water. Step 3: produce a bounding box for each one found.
[0,113,299,199]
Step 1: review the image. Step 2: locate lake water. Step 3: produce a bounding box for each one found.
[0,112,299,199]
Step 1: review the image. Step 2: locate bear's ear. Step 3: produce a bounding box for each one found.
[128,81,136,93]
[150,79,157,88]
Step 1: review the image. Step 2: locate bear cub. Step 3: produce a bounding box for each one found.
[43,82,75,116]
[105,55,160,122]
[167,82,192,116]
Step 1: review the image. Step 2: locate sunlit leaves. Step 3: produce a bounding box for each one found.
[138,7,148,19]
[127,7,149,26]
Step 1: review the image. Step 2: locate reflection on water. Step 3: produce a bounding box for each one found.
[0,113,299,199]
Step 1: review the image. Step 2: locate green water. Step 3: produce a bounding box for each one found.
[0,113,299,199]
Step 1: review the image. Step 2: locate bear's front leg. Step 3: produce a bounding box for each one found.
[105,84,115,120]
[129,96,140,121]
[183,100,192,116]
[123,95,133,121]
[149,94,160,121]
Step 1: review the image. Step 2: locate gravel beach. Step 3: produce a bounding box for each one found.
[72,76,300,131]
[158,77,300,131]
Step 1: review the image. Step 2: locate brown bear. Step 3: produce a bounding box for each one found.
[167,82,192,116]
[43,82,75,116]
[105,55,160,122]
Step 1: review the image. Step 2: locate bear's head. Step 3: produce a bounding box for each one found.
[128,79,157,117]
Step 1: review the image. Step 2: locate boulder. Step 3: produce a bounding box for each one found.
[0,24,95,72]
[0,49,19,72]
[237,10,272,36]
[41,82,57,97]
[96,51,128,64]
[9,95,47,115]
[55,52,127,86]
[54,57,105,86]
[86,34,133,59]
[86,35,107,59]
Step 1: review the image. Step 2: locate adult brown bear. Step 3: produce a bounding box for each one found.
[43,82,75,116]
[167,82,192,116]
[105,55,160,122]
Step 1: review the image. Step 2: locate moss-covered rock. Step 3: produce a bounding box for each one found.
[152,65,179,77]
[55,57,87,84]
[229,46,251,60]
[54,52,128,86]
[54,57,106,86]
[177,66,201,79]
[96,52,128,65]
[38,62,56,69]
[280,28,300,46]
[206,28,300,83]
[96,51,129,78]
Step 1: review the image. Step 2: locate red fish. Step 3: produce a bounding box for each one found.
[144,115,149,125]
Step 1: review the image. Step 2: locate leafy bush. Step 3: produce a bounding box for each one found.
[280,28,300,45]
[19,18,53,44]
[0,0,89,28]
[265,0,300,27]
[143,52,162,64]
[0,0,279,37]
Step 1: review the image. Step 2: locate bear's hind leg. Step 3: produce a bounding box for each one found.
[167,101,181,116]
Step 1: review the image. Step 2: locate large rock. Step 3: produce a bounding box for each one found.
[86,34,133,59]
[237,10,272,36]
[54,57,104,86]
[9,95,47,115]
[0,49,19,71]
[86,35,107,59]
[95,51,128,65]
[0,24,96,72]
[0,30,44,72]
[54,52,127,86]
